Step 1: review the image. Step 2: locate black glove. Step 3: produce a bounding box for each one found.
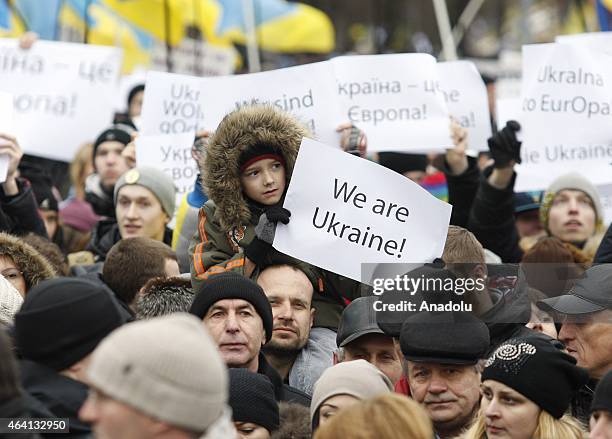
[488,120,522,168]
[244,207,291,265]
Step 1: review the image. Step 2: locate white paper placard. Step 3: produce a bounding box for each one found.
[134,132,197,196]
[274,138,452,282]
[141,62,344,146]
[516,43,612,192]
[0,39,123,161]
[556,32,612,56]
[332,53,451,152]
[437,60,492,150]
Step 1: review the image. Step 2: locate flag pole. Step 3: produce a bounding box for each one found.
[243,0,261,72]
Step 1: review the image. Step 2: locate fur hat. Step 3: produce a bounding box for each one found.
[203,105,310,232]
[0,233,56,291]
[135,277,194,320]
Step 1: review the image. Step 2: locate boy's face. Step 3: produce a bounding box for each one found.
[240,158,286,205]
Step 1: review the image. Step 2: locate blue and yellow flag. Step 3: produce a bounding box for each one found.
[597,0,612,30]
[214,0,334,53]
[1,0,334,73]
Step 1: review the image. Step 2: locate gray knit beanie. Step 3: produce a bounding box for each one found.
[86,313,228,433]
[310,359,393,424]
[114,167,176,217]
[540,172,603,233]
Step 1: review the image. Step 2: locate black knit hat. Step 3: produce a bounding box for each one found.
[189,272,273,342]
[229,368,279,432]
[92,124,134,166]
[14,277,127,371]
[591,370,612,413]
[482,335,589,419]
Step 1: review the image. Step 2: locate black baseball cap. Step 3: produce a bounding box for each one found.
[337,296,385,348]
[538,264,612,315]
[514,191,540,214]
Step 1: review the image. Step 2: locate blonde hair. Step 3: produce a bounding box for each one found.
[460,409,587,439]
[443,225,485,279]
[70,142,94,200]
[313,394,433,439]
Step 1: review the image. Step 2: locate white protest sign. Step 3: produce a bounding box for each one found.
[496,98,522,133]
[134,132,197,195]
[141,62,343,146]
[516,43,612,192]
[556,32,612,56]
[141,70,206,136]
[274,138,452,283]
[0,91,13,183]
[332,53,451,152]
[0,39,122,161]
[437,60,492,150]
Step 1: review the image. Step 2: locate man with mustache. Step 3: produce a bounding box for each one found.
[190,271,310,406]
[257,263,336,396]
[400,311,490,439]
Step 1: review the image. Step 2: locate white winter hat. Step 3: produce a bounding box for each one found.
[0,274,23,326]
[86,313,228,433]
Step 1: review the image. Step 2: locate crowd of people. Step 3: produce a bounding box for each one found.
[1,61,612,439]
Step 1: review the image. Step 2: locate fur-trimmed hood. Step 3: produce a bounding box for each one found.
[201,105,310,233]
[0,232,57,292]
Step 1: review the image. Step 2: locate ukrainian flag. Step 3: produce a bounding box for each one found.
[214,0,334,53]
[1,0,334,73]
[597,0,612,30]
[0,0,27,37]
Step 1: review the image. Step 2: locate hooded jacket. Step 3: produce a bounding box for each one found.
[0,233,56,292]
[189,105,361,328]
[189,105,306,285]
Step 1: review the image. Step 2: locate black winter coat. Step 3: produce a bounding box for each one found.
[19,360,92,438]
[0,179,47,237]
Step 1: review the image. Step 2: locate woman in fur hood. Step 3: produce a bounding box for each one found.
[189,105,366,327]
[0,232,57,297]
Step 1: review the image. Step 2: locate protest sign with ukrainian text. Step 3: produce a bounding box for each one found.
[0,39,122,161]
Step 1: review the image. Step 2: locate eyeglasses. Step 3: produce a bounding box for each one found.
[1,268,24,283]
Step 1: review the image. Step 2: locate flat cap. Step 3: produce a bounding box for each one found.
[400,311,490,365]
